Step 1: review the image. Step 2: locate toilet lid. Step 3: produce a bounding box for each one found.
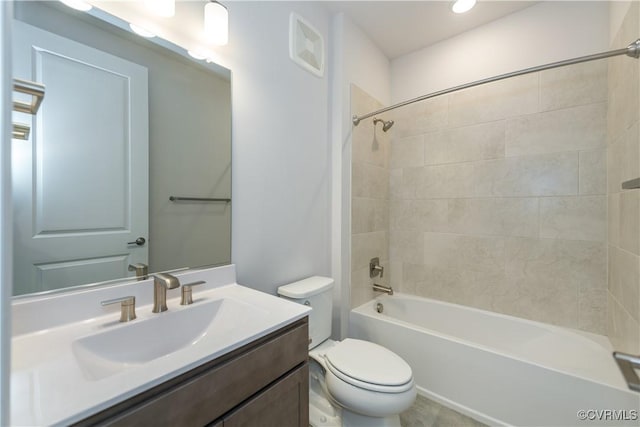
[325,339,412,387]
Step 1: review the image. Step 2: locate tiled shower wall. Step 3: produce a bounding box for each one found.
[387,62,608,334]
[351,85,391,308]
[607,1,640,353]
[350,3,640,345]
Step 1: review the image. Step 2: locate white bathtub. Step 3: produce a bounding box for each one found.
[350,293,640,426]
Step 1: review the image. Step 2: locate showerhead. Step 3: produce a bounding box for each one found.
[373,117,394,132]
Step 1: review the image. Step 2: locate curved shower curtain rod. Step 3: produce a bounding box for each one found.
[352,38,640,126]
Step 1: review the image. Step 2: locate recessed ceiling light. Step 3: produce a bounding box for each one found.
[129,24,156,38]
[59,0,92,12]
[452,0,477,14]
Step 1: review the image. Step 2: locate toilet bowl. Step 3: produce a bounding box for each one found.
[311,339,416,426]
[277,276,416,427]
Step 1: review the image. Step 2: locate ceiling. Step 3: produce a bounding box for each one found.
[326,1,539,59]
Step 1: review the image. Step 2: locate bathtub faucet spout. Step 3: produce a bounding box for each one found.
[373,283,394,296]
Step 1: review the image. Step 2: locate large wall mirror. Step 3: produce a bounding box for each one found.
[11,1,231,297]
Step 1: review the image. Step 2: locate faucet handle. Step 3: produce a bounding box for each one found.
[369,257,384,278]
[101,296,137,322]
[180,281,206,305]
[128,263,148,281]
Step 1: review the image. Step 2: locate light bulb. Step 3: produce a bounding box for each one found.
[204,1,229,46]
[452,0,476,14]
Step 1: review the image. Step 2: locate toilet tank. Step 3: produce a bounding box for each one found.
[277,276,334,349]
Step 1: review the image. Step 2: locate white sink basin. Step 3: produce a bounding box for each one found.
[72,298,258,380]
[11,273,311,427]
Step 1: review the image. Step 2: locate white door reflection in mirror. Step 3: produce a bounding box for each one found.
[12,21,148,295]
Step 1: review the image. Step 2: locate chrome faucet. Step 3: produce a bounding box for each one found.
[373,283,394,295]
[152,273,180,313]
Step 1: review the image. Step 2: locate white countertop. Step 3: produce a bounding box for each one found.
[10,265,310,426]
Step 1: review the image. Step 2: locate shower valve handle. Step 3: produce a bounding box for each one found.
[369,257,384,278]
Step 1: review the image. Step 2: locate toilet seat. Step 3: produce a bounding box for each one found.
[324,339,414,393]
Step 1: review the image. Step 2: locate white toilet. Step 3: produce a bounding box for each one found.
[277,276,416,427]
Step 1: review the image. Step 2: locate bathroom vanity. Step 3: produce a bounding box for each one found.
[11,265,311,426]
[76,318,309,427]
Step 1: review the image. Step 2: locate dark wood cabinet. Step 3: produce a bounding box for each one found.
[75,318,309,427]
[223,366,308,427]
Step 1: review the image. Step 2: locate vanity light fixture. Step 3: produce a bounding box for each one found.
[452,0,476,14]
[147,0,175,18]
[204,1,229,46]
[59,0,92,12]
[129,24,156,38]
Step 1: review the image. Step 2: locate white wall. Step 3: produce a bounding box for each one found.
[225,2,333,294]
[392,1,609,103]
[0,2,11,423]
[331,13,390,337]
[610,0,632,44]
[224,4,392,327]
[337,13,391,113]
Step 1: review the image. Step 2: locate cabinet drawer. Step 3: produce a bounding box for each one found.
[81,319,308,426]
[223,364,308,427]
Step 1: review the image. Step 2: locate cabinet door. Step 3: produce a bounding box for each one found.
[224,364,309,427]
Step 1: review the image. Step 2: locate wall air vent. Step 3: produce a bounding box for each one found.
[289,12,324,77]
